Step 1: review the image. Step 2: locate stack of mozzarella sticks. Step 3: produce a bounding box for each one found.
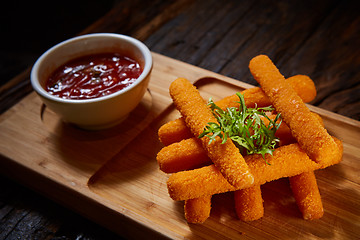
[156,55,343,223]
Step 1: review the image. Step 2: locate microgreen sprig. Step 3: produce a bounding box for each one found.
[198,93,282,163]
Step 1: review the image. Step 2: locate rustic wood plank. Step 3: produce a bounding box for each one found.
[146,0,339,84]
[146,0,253,66]
[203,0,339,84]
[0,1,195,239]
[161,0,255,66]
[145,0,360,120]
[132,0,195,41]
[147,0,222,55]
[81,0,192,39]
[1,52,359,240]
[0,0,191,115]
[282,0,360,119]
[1,0,360,239]
[0,176,122,240]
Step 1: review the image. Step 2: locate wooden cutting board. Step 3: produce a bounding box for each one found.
[1,52,359,240]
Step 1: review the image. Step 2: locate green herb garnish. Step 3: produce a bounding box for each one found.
[198,93,282,163]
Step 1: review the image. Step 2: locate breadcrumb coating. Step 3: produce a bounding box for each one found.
[158,118,193,146]
[184,196,212,223]
[159,66,339,223]
[158,75,316,146]
[157,112,323,174]
[234,185,264,221]
[159,114,325,221]
[167,138,342,201]
[157,137,209,173]
[249,55,341,167]
[289,171,324,220]
[169,78,254,188]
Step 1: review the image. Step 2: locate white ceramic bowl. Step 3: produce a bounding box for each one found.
[31,33,152,130]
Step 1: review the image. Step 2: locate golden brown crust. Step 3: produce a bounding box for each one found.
[167,138,342,201]
[169,78,254,188]
[158,118,192,146]
[157,112,323,174]
[249,55,341,166]
[159,69,341,223]
[157,138,209,173]
[289,171,324,220]
[234,185,264,221]
[286,75,316,103]
[184,196,212,223]
[158,74,317,146]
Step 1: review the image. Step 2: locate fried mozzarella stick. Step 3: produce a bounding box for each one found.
[289,171,324,220]
[159,114,325,221]
[159,115,324,221]
[249,55,341,167]
[184,195,212,223]
[159,75,316,146]
[234,185,264,221]
[167,137,342,201]
[235,171,324,222]
[169,78,254,188]
[158,113,321,173]
[158,118,192,146]
[157,114,283,173]
[157,137,210,173]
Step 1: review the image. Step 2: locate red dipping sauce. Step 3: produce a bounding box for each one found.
[46,53,143,100]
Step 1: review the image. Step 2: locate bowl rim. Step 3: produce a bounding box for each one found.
[30,33,152,104]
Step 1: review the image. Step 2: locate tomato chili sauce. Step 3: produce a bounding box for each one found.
[46,53,143,100]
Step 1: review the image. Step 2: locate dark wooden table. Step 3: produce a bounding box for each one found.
[1,0,359,239]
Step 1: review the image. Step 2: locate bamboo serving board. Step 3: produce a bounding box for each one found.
[1,52,360,239]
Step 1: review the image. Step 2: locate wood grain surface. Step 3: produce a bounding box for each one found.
[1,53,360,239]
[1,0,360,239]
